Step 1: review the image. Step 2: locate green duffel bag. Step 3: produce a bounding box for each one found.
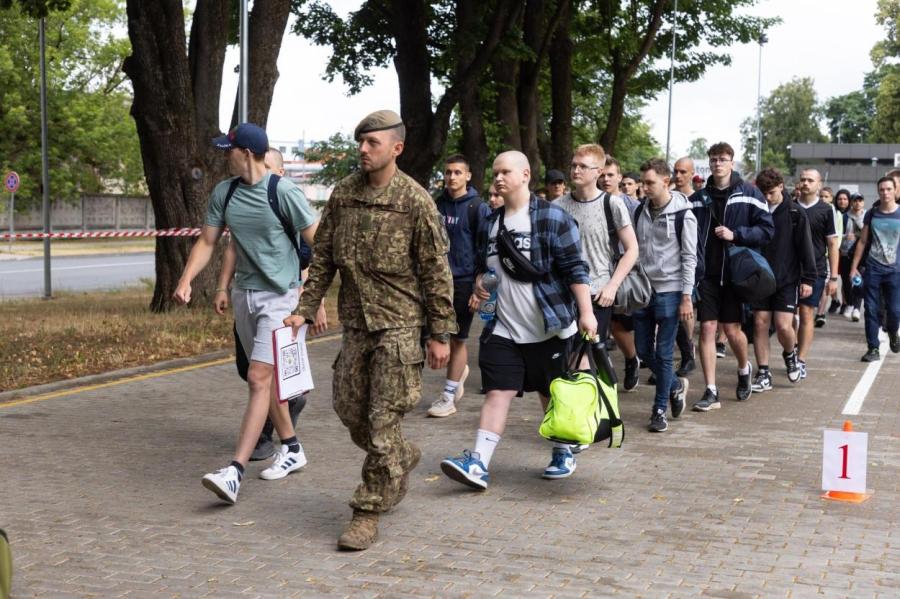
[540,338,624,447]
[1,528,11,599]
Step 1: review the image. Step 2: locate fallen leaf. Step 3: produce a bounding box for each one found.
[424,475,439,482]
[232,520,255,526]
[733,497,744,503]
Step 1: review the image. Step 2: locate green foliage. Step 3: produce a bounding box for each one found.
[302,132,359,186]
[823,90,874,144]
[0,0,142,206]
[741,77,825,175]
[0,0,70,18]
[685,137,708,160]
[869,0,900,143]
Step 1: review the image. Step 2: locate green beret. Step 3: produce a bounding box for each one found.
[354,110,404,141]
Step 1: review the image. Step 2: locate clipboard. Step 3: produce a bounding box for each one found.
[272,325,314,403]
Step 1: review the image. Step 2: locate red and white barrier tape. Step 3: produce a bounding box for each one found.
[0,228,226,240]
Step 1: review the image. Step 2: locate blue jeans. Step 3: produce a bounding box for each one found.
[863,262,900,349]
[632,291,681,412]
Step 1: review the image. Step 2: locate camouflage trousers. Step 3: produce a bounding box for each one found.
[332,326,424,513]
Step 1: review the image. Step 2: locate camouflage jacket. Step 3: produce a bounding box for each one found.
[297,169,456,335]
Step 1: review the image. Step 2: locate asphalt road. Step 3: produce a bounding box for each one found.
[0,252,155,298]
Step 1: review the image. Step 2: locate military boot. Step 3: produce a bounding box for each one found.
[337,510,379,551]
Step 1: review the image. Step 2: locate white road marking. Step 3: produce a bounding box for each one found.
[842,330,888,416]
[0,260,153,275]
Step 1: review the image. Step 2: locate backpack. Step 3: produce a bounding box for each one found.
[539,338,624,447]
[632,200,687,247]
[221,174,312,273]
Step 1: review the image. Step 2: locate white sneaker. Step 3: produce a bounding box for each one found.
[852,308,860,322]
[454,365,470,402]
[427,393,457,417]
[202,465,241,504]
[260,444,307,480]
[842,306,853,319]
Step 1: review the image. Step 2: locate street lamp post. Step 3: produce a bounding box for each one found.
[664,0,679,164]
[238,0,249,123]
[40,17,52,299]
[754,32,768,174]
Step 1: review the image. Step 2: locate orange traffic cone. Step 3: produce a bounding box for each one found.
[821,421,872,503]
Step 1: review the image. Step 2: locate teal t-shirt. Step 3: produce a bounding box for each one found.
[206,173,317,293]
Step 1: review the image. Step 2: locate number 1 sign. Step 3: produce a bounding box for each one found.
[822,427,868,495]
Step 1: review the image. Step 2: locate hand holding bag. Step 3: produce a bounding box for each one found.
[603,196,651,314]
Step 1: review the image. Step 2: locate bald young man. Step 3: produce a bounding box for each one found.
[670,156,698,375]
[441,151,596,489]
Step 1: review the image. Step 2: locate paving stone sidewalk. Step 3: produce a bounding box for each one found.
[1,317,898,598]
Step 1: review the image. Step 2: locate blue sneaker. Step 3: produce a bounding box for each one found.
[542,447,576,479]
[440,450,489,490]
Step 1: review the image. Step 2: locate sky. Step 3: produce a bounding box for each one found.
[221,0,885,160]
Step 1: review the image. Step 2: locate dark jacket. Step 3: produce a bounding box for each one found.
[690,173,775,283]
[436,186,491,281]
[763,195,817,288]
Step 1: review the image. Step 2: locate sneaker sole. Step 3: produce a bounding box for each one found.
[750,384,772,392]
[440,461,487,490]
[692,402,721,412]
[648,424,668,432]
[427,405,457,418]
[201,477,236,505]
[542,462,576,479]
[259,454,308,480]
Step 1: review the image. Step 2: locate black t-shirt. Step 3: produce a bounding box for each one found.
[798,199,836,277]
[703,186,730,281]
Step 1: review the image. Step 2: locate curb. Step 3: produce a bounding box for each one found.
[0,349,234,403]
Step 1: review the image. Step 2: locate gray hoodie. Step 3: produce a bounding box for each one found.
[633,191,698,295]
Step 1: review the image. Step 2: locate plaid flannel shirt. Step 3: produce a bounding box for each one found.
[476,194,590,335]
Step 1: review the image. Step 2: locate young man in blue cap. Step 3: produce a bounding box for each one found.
[174,123,320,504]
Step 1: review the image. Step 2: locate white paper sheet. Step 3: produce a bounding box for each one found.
[272,325,314,402]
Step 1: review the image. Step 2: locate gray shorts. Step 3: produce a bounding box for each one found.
[232,288,300,365]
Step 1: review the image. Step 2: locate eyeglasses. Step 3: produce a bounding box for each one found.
[570,163,599,172]
[709,157,731,164]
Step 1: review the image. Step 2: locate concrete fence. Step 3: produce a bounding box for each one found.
[0,195,154,232]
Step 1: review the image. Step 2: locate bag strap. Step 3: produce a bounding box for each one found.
[221,177,242,218]
[265,174,305,267]
[602,193,623,261]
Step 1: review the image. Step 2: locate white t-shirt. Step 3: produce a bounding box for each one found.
[486,206,577,344]
[555,192,632,292]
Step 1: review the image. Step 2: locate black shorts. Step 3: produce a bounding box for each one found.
[697,278,744,324]
[799,276,826,308]
[479,334,572,397]
[751,284,799,314]
[611,312,634,331]
[453,279,475,340]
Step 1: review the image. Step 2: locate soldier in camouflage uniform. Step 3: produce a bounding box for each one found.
[286,110,455,551]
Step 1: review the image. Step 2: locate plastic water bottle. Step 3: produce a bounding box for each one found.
[479,268,500,321]
[852,274,863,287]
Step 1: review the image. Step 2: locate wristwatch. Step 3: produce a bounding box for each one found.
[829,276,839,282]
[430,332,451,344]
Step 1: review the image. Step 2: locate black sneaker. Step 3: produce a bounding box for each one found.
[647,373,657,385]
[783,350,801,383]
[890,331,900,354]
[815,314,826,328]
[715,342,727,359]
[605,337,617,351]
[648,408,668,432]
[861,347,880,362]
[750,370,772,392]
[828,299,842,314]
[676,355,696,376]
[623,358,639,392]
[736,369,752,401]
[693,388,721,412]
[250,435,276,461]
[670,377,689,419]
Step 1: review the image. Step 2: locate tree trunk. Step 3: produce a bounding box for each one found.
[599,74,628,156]
[456,0,488,190]
[124,0,289,312]
[493,55,521,149]
[229,0,293,129]
[549,0,573,170]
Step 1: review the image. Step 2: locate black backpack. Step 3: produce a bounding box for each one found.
[221,174,312,273]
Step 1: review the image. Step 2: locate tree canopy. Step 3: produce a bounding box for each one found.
[0,0,144,204]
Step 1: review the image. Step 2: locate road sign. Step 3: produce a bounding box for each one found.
[822,428,868,494]
[4,172,19,194]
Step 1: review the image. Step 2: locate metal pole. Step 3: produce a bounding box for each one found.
[8,192,13,254]
[239,0,249,123]
[754,33,767,175]
[40,17,52,298]
[665,0,678,164]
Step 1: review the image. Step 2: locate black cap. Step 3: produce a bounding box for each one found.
[545,169,566,184]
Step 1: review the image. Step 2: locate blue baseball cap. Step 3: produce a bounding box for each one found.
[212,123,269,155]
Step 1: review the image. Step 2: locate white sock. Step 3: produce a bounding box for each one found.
[474,429,501,467]
[738,362,751,376]
[443,379,460,397]
[707,384,718,395]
